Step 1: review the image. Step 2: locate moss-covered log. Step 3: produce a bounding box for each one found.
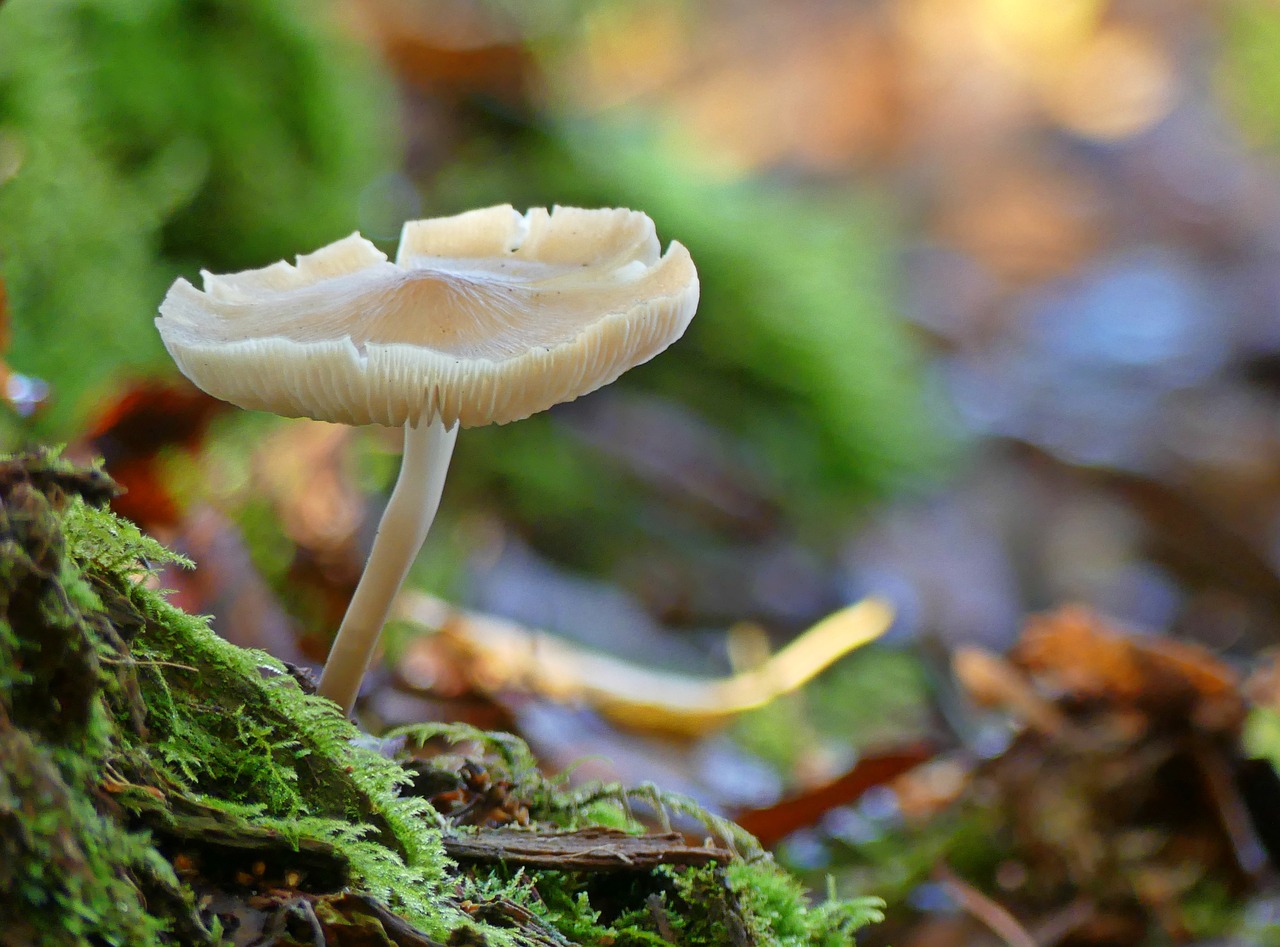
[0,450,881,946]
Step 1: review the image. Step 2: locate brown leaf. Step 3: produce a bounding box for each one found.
[1011,605,1245,735]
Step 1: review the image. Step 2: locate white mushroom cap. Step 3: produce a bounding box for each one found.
[156,205,699,428]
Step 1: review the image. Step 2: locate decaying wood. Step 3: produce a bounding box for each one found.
[241,892,451,947]
[329,894,450,947]
[134,797,352,895]
[442,826,734,872]
[709,866,757,947]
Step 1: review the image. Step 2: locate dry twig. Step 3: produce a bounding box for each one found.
[443,827,734,872]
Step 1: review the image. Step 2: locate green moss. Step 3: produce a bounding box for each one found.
[432,122,953,536]
[696,863,883,947]
[0,451,882,944]
[448,861,884,947]
[0,732,171,947]
[0,452,175,946]
[0,0,395,436]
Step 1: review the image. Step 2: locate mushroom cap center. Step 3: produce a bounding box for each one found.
[195,255,680,361]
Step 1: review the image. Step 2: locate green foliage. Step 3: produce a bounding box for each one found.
[716,862,883,947]
[454,860,884,947]
[50,478,461,935]
[0,456,178,945]
[0,453,884,944]
[1244,706,1280,766]
[736,646,931,773]
[107,578,456,932]
[434,121,951,541]
[390,720,543,777]
[0,733,172,947]
[63,496,192,576]
[1182,879,1280,946]
[1220,0,1280,148]
[0,0,396,436]
[583,141,941,509]
[400,721,883,945]
[511,859,883,947]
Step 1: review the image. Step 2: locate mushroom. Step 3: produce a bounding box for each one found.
[156,205,699,714]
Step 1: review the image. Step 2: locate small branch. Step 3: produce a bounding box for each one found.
[338,894,449,947]
[443,827,734,872]
[936,865,1037,947]
[711,866,757,947]
[646,893,679,943]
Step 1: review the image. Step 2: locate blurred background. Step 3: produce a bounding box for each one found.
[6,0,1280,943]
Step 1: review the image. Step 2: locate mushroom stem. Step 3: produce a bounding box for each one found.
[316,415,459,714]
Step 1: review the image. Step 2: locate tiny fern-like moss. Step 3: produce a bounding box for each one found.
[123,597,458,932]
[61,493,463,936]
[4,456,884,945]
[388,720,542,778]
[63,497,193,576]
[720,862,885,946]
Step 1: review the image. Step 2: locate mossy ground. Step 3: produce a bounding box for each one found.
[0,450,881,946]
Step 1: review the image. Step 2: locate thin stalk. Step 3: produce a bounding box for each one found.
[317,416,458,714]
